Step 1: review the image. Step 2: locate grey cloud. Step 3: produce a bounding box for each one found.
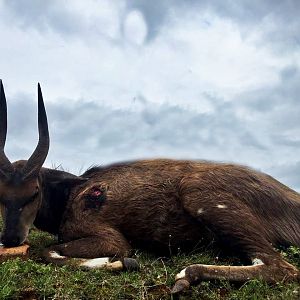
[268,162,300,191]
[224,63,300,186]
[126,0,300,49]
[124,1,169,41]
[4,90,267,168]
[3,0,300,50]
[203,1,300,24]
[281,66,298,81]
[2,0,82,36]
[270,135,300,148]
[1,0,122,44]
[236,65,300,132]
[5,92,39,160]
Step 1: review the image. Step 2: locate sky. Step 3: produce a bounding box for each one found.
[0,0,300,190]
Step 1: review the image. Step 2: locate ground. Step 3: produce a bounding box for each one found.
[0,224,300,299]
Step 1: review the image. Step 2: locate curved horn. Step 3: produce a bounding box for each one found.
[0,80,14,178]
[22,83,49,179]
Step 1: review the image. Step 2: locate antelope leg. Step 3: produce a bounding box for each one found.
[171,257,299,294]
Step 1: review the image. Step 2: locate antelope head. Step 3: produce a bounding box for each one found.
[0,80,49,247]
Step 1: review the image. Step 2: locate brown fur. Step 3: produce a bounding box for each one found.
[61,159,300,252]
[43,159,300,292]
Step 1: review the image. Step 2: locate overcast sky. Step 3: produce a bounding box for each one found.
[0,0,300,190]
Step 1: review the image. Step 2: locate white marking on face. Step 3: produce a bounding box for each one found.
[79,257,110,269]
[252,258,264,265]
[216,204,227,209]
[175,268,187,280]
[197,208,204,215]
[49,251,66,259]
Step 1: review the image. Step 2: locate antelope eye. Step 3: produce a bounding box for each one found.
[27,189,39,203]
[22,194,37,207]
[32,190,39,199]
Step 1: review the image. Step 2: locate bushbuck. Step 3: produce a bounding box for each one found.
[1,81,300,293]
[0,80,87,246]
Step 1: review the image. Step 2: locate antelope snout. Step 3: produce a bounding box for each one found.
[1,233,23,247]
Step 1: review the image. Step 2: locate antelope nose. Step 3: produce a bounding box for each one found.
[1,236,21,247]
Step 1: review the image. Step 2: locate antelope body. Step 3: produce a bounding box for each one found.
[0,81,299,293]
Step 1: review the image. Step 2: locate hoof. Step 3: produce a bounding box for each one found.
[171,279,190,294]
[123,258,140,271]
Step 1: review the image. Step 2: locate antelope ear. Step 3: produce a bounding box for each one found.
[42,169,88,187]
[54,175,88,187]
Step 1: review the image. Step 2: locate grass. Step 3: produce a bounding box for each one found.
[0,225,300,299]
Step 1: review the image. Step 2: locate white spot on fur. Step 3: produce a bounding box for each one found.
[175,268,187,280]
[49,251,66,259]
[252,258,264,265]
[216,204,227,209]
[197,208,204,215]
[79,257,110,269]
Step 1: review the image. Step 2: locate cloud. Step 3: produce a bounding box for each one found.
[124,0,300,51]
[269,162,300,191]
[4,0,300,50]
[3,0,300,54]
[3,0,80,35]
[123,10,148,45]
[2,0,122,41]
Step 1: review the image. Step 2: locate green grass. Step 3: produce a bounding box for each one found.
[0,226,300,299]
